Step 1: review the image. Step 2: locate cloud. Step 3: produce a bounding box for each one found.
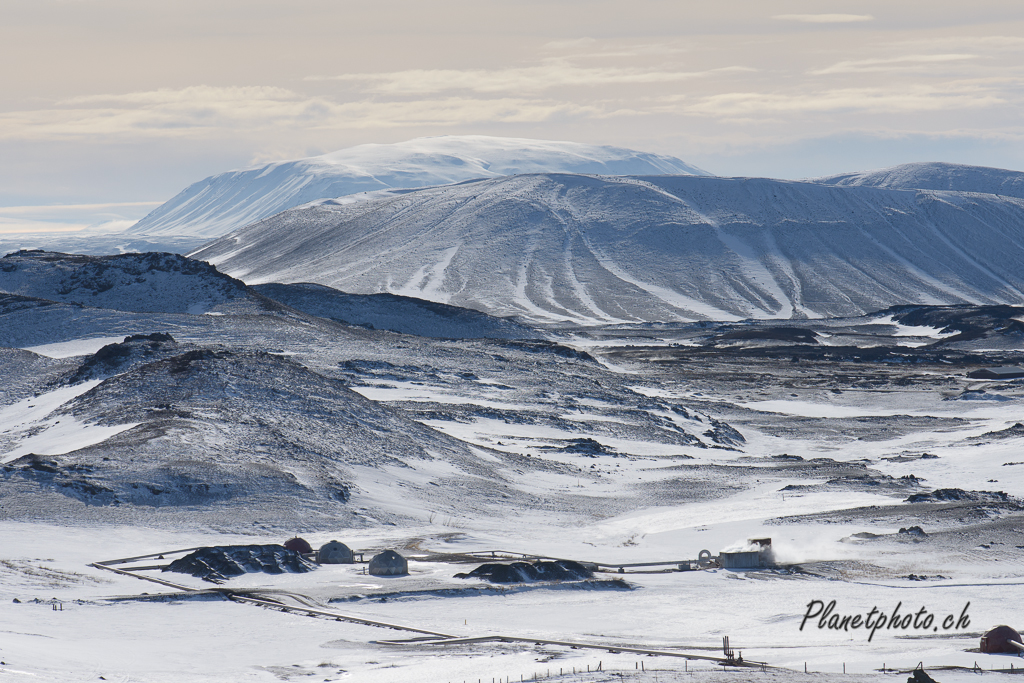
[0,86,322,141]
[326,97,599,127]
[812,53,980,75]
[306,61,711,95]
[0,86,603,141]
[773,14,874,23]
[0,201,163,214]
[687,85,1005,117]
[0,202,157,235]
[542,37,597,51]
[893,35,1024,52]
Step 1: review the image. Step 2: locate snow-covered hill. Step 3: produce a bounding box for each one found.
[252,282,537,340]
[0,250,275,315]
[810,161,1024,199]
[191,172,1024,324]
[1,347,542,525]
[129,136,709,238]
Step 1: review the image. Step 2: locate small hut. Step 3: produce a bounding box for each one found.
[968,367,1024,380]
[283,537,313,554]
[368,549,408,576]
[317,540,354,565]
[980,625,1023,654]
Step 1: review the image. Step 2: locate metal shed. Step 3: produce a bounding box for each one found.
[317,540,354,564]
[719,538,772,569]
[720,551,762,569]
[368,549,408,576]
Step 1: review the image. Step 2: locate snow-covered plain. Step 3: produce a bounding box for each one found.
[2,256,1023,681]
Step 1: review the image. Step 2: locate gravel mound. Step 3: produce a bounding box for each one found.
[454,560,593,583]
[164,545,316,583]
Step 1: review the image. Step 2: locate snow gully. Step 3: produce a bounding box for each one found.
[800,600,971,642]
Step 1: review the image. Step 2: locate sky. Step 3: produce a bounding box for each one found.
[1,0,1023,232]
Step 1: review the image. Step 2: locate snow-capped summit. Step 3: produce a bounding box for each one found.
[809,161,1024,199]
[129,135,709,238]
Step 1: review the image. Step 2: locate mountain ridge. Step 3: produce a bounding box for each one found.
[809,161,1024,199]
[190,171,1024,324]
[129,135,709,238]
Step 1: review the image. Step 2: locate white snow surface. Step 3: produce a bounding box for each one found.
[191,172,1024,324]
[130,135,709,237]
[21,336,128,358]
[0,380,139,464]
[810,161,1024,199]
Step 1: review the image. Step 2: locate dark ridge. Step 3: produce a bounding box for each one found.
[714,327,819,344]
[0,293,84,314]
[905,488,1012,503]
[67,333,179,384]
[252,282,538,340]
[454,560,594,583]
[489,339,595,362]
[880,304,1024,345]
[163,545,316,584]
[977,423,1024,439]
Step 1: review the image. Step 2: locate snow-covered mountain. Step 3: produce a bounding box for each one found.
[810,161,1024,199]
[129,136,709,238]
[190,171,1024,324]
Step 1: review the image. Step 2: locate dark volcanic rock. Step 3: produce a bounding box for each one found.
[67,333,178,383]
[164,545,316,583]
[547,438,613,456]
[977,423,1024,440]
[714,327,819,344]
[454,560,594,583]
[0,250,251,314]
[886,304,1024,345]
[905,488,1012,503]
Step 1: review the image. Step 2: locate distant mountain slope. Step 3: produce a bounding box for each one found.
[253,282,538,339]
[810,162,1024,199]
[129,136,709,238]
[0,250,272,315]
[191,173,1024,324]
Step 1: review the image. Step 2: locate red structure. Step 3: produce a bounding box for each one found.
[283,537,313,554]
[980,625,1023,654]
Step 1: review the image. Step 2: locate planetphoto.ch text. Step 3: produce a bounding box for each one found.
[800,600,970,641]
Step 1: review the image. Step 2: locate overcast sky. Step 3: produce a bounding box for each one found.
[2,0,1022,231]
